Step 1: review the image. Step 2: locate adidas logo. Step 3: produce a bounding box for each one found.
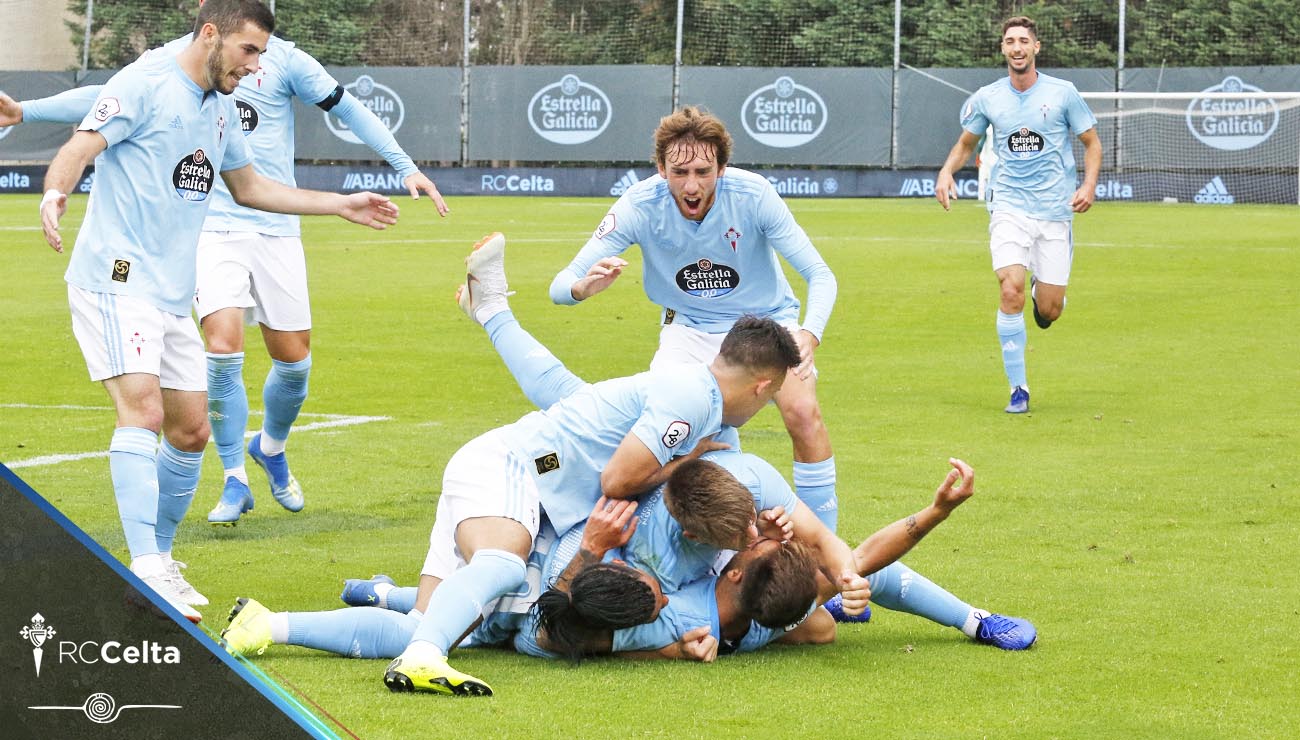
[169,115,184,130]
[1194,176,1234,204]
[610,169,640,196]
[1001,340,1019,351]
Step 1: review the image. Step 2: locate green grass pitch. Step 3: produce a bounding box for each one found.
[2,193,1297,737]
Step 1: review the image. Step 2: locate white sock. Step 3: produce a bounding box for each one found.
[224,466,249,484]
[401,639,445,661]
[268,612,290,644]
[373,582,395,609]
[474,301,509,326]
[961,608,991,638]
[131,553,165,578]
[259,434,287,456]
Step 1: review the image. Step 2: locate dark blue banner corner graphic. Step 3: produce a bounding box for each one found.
[0,463,338,739]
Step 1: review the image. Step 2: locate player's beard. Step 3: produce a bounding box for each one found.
[205,36,240,94]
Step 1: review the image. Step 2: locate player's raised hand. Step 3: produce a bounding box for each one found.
[758,506,793,542]
[933,457,975,512]
[571,257,628,301]
[40,189,68,253]
[0,93,23,127]
[403,171,449,216]
[837,571,872,616]
[339,192,399,230]
[584,495,639,552]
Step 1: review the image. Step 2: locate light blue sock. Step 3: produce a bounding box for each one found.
[866,561,973,629]
[385,587,418,614]
[287,607,417,659]
[793,457,838,532]
[206,352,248,470]
[262,355,311,443]
[155,439,203,553]
[997,310,1028,389]
[108,427,160,559]
[409,549,526,653]
[484,311,584,409]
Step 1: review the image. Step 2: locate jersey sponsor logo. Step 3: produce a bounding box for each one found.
[594,213,616,239]
[742,76,828,148]
[111,259,130,283]
[1187,76,1279,152]
[93,97,121,122]
[676,258,739,298]
[325,75,405,144]
[235,100,259,134]
[1194,176,1235,204]
[1007,127,1045,157]
[528,74,612,145]
[661,420,690,449]
[534,452,560,475]
[172,149,214,202]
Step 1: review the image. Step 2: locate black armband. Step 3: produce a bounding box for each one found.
[315,85,345,112]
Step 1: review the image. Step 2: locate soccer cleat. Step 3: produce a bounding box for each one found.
[383,654,493,697]
[457,232,512,321]
[1030,276,1052,329]
[207,476,255,525]
[823,593,872,623]
[340,574,396,607]
[974,613,1037,650]
[247,433,305,512]
[136,572,202,623]
[221,597,274,657]
[1005,386,1030,414]
[165,559,208,606]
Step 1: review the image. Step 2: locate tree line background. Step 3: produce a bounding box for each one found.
[68,0,1300,69]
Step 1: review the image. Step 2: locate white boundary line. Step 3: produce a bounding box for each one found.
[3,410,390,470]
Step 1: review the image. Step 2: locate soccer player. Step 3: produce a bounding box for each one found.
[368,233,805,696]
[0,5,449,525]
[548,107,842,532]
[934,15,1102,413]
[39,0,399,622]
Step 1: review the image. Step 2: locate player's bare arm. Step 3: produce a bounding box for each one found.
[619,626,719,662]
[852,458,975,576]
[1071,128,1103,213]
[551,496,639,591]
[600,433,729,499]
[41,130,108,252]
[0,92,23,126]
[935,130,983,210]
[787,501,870,615]
[220,165,399,229]
[569,256,629,301]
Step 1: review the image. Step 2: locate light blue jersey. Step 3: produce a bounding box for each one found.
[498,364,724,534]
[623,450,800,593]
[64,54,251,315]
[550,167,836,340]
[960,73,1097,221]
[612,575,720,653]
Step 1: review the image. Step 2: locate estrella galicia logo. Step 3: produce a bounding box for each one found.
[172,149,214,201]
[1007,127,1044,157]
[20,612,55,677]
[676,258,739,299]
[528,74,612,145]
[1187,76,1279,151]
[741,76,828,148]
[326,75,405,144]
[234,100,259,135]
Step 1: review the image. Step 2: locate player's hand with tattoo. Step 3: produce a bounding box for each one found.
[571,257,629,300]
[933,457,975,513]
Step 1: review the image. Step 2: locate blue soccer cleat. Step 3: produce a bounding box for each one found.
[1005,386,1030,414]
[1030,276,1053,330]
[247,433,305,512]
[340,574,396,607]
[823,593,872,623]
[207,476,254,525]
[975,613,1037,650]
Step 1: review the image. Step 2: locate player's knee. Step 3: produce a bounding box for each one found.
[168,418,210,452]
[999,285,1026,312]
[779,395,824,439]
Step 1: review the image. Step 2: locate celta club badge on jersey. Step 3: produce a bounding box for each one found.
[111,259,130,283]
[661,420,690,449]
[724,227,742,252]
[1007,127,1045,157]
[675,258,740,299]
[534,452,560,475]
[235,100,259,135]
[172,149,214,202]
[594,213,616,239]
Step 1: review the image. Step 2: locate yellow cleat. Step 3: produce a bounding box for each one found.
[383,654,493,697]
[220,597,273,657]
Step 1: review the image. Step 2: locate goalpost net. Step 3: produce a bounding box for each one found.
[1079,88,1300,205]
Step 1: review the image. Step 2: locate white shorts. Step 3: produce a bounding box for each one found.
[650,319,811,371]
[988,211,1073,285]
[193,231,311,330]
[68,285,206,390]
[420,429,541,580]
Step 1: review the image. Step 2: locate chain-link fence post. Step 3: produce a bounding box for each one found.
[460,0,470,166]
[81,0,95,73]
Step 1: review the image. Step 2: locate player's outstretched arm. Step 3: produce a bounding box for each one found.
[852,458,975,576]
[935,131,982,211]
[41,130,108,252]
[403,171,449,215]
[220,165,398,229]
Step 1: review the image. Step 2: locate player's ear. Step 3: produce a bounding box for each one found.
[681,529,698,542]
